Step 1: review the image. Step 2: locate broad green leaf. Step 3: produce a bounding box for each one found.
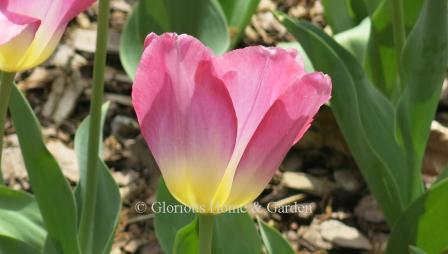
[322,0,358,33]
[0,186,46,250]
[257,219,294,254]
[386,179,448,254]
[277,41,314,72]
[9,86,80,254]
[120,0,230,79]
[334,18,370,64]
[218,0,260,46]
[0,235,41,254]
[396,0,448,203]
[409,246,428,254]
[155,179,262,254]
[364,0,424,99]
[74,103,121,254]
[173,219,199,254]
[277,13,410,224]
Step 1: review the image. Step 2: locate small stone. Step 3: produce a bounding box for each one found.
[355,195,385,224]
[320,220,372,250]
[334,169,363,194]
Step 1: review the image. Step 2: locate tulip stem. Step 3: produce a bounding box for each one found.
[199,214,215,254]
[78,0,110,253]
[0,72,15,185]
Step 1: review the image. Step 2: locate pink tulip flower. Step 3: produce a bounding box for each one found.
[0,0,95,72]
[132,33,332,213]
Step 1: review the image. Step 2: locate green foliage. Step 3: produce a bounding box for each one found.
[386,179,448,254]
[278,13,407,224]
[322,0,368,33]
[278,0,447,249]
[334,18,371,64]
[9,86,80,254]
[0,186,46,251]
[281,0,448,225]
[120,0,230,79]
[396,0,448,204]
[0,235,41,254]
[364,0,424,99]
[257,219,295,254]
[154,180,263,254]
[74,104,121,254]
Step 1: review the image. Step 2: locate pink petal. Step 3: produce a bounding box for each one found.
[0,0,95,23]
[132,34,237,209]
[0,11,39,45]
[214,46,307,165]
[225,72,332,207]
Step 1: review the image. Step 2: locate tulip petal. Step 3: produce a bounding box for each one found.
[224,73,332,207]
[133,34,237,211]
[0,12,39,71]
[0,12,35,45]
[214,46,307,165]
[0,0,94,22]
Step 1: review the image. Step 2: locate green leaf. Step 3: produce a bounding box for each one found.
[396,0,448,203]
[155,179,262,254]
[277,41,314,72]
[334,18,371,64]
[218,0,260,46]
[74,103,121,254]
[364,0,424,99]
[257,219,294,254]
[409,246,428,254]
[322,0,359,33]
[277,13,410,224]
[0,186,46,250]
[0,235,41,254]
[9,86,80,254]
[120,0,230,79]
[173,219,199,254]
[386,179,448,254]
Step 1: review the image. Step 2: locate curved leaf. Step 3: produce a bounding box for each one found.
[258,219,294,254]
[0,186,46,250]
[386,179,448,254]
[277,13,410,224]
[9,86,80,254]
[173,219,199,254]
